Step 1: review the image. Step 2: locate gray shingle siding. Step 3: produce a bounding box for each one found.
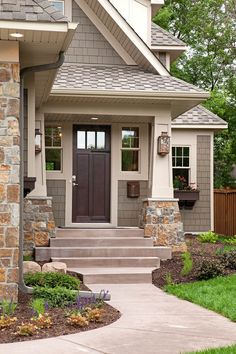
[65,0,125,65]
[47,180,66,226]
[180,135,211,232]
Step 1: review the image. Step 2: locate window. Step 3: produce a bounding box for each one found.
[121,127,139,172]
[77,130,106,150]
[45,127,62,171]
[172,146,190,186]
[49,0,64,14]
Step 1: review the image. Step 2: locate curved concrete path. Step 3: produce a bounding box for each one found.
[1,284,236,354]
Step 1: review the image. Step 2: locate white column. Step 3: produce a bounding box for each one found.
[29,111,47,196]
[150,106,173,199]
[26,75,35,178]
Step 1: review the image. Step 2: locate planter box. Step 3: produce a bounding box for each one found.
[174,190,199,210]
[24,177,36,197]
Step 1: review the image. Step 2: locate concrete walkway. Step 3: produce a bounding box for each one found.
[2,284,236,354]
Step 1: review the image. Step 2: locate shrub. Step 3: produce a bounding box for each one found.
[196,259,225,280]
[66,314,88,327]
[33,286,77,307]
[0,298,17,316]
[31,314,52,329]
[85,308,105,323]
[0,315,17,329]
[16,323,38,337]
[31,298,46,317]
[215,245,236,256]
[221,250,236,269]
[198,231,218,244]
[218,235,236,245]
[24,272,80,290]
[181,252,193,276]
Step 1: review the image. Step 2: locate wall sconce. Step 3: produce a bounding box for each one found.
[157,131,170,156]
[35,129,42,154]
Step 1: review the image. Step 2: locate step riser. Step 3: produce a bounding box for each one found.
[56,229,144,238]
[83,274,152,284]
[50,239,153,247]
[37,248,162,258]
[51,258,160,268]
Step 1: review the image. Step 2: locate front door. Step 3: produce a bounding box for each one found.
[72,125,111,223]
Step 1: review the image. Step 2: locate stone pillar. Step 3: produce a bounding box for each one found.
[24,196,56,256]
[0,61,20,302]
[140,199,186,252]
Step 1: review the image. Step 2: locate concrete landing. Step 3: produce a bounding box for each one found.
[1,284,236,354]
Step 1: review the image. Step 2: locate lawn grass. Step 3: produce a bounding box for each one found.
[165,274,236,321]
[185,344,236,353]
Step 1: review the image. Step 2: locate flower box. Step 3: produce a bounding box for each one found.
[174,190,199,210]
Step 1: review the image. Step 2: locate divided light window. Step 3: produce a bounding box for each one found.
[45,127,62,171]
[49,0,64,14]
[121,127,139,172]
[172,146,190,185]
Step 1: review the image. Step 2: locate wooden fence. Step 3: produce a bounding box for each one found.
[214,189,236,236]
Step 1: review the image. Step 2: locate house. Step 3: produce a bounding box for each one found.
[0,0,227,300]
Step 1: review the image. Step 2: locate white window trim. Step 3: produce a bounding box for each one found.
[172,145,192,185]
[45,125,63,175]
[118,123,149,180]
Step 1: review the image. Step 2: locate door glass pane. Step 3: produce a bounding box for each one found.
[97,132,105,149]
[77,131,86,149]
[87,131,95,149]
[122,150,139,171]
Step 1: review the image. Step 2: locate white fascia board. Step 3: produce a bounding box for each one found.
[151,45,187,51]
[97,0,169,76]
[0,20,72,33]
[151,0,164,4]
[76,0,136,65]
[51,88,209,100]
[172,124,228,130]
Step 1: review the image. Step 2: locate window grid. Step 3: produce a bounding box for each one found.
[121,127,140,172]
[45,127,62,172]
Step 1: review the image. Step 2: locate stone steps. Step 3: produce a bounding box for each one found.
[55,228,144,238]
[50,237,153,247]
[68,267,156,284]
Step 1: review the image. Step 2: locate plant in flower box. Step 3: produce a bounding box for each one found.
[173,176,187,190]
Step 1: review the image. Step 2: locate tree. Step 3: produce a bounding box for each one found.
[154,0,236,187]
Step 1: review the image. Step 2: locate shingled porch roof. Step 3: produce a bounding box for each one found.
[0,0,67,22]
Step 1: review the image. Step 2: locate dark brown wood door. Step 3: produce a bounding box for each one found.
[72,125,111,223]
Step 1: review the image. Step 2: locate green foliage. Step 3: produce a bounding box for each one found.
[165,272,174,286]
[33,286,77,308]
[218,235,236,245]
[154,0,236,187]
[24,272,80,290]
[215,245,236,256]
[181,252,193,276]
[0,299,17,316]
[221,251,236,270]
[23,254,34,261]
[198,231,218,244]
[165,274,236,322]
[31,298,46,317]
[186,344,236,353]
[196,260,225,280]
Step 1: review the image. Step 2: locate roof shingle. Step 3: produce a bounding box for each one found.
[0,0,68,22]
[172,105,227,126]
[53,64,205,93]
[151,23,186,47]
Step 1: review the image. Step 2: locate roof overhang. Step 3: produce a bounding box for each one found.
[172,124,228,130]
[0,20,78,107]
[151,45,187,62]
[49,89,209,119]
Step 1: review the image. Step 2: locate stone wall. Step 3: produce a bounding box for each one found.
[180,135,211,232]
[0,63,20,302]
[24,197,56,256]
[118,180,148,226]
[140,199,186,252]
[47,180,66,227]
[65,0,125,65]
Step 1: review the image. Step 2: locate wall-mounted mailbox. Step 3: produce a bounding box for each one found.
[127,181,140,198]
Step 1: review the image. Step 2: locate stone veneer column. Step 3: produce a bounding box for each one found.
[140,199,186,252]
[0,62,20,302]
[24,196,56,256]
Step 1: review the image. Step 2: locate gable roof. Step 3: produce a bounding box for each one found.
[151,23,186,47]
[0,0,67,22]
[53,63,206,94]
[172,105,228,128]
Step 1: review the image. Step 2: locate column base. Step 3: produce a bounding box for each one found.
[140,198,185,251]
[24,196,56,256]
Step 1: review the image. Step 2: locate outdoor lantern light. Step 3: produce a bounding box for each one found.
[157,131,170,156]
[35,129,42,154]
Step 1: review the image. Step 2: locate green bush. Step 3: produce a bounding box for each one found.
[198,231,218,244]
[181,252,193,276]
[215,245,236,256]
[196,259,225,280]
[221,250,236,269]
[33,286,77,307]
[24,272,80,290]
[218,235,236,245]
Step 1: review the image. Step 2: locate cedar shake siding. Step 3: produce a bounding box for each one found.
[47,180,66,227]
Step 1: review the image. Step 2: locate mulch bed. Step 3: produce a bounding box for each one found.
[0,284,121,344]
[152,235,236,288]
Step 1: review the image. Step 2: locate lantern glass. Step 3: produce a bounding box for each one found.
[35,129,42,153]
[158,132,170,156]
